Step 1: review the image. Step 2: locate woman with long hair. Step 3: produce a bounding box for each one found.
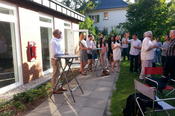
[79,33,89,75]
[112,35,122,72]
[98,34,108,68]
[107,36,114,67]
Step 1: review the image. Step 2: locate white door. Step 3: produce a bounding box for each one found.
[64,29,74,54]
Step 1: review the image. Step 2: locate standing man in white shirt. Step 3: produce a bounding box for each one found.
[50,29,66,94]
[128,34,142,73]
[122,32,130,61]
[139,31,158,79]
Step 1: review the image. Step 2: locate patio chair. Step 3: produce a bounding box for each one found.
[134,80,175,116]
[144,67,175,96]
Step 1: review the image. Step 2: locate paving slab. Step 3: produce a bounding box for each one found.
[78,107,104,116]
[26,70,118,116]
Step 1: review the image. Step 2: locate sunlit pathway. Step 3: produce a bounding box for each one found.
[26,70,118,116]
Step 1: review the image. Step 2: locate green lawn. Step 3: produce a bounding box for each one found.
[110,61,175,116]
[110,61,138,116]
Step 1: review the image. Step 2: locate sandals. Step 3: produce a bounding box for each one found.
[80,72,87,75]
[52,91,63,94]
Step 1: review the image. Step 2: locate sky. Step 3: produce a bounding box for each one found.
[56,0,172,3]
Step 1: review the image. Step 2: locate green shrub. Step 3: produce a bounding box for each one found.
[13,92,31,103]
[0,82,52,115]
[12,101,26,111]
[13,83,51,104]
[0,110,15,116]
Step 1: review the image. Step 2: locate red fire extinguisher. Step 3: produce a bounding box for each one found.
[27,41,37,62]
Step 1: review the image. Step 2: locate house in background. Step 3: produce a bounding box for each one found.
[0,0,85,94]
[88,0,128,33]
[124,0,138,3]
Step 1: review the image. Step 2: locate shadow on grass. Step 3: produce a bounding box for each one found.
[110,61,175,116]
[110,61,138,116]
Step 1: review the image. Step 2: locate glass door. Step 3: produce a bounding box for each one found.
[40,27,52,71]
[0,2,21,90]
[39,15,53,73]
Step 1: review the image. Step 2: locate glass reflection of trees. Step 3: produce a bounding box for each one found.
[0,21,15,88]
[40,27,52,71]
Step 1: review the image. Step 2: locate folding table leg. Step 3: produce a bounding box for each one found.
[68,58,84,94]
[94,58,99,76]
[63,65,76,102]
[74,77,84,94]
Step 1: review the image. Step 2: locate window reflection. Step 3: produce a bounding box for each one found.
[40,27,52,71]
[0,21,15,88]
[0,7,14,15]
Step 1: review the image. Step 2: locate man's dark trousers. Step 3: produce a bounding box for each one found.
[130,55,139,72]
[164,56,175,79]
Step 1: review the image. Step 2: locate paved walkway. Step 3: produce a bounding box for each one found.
[26,70,118,116]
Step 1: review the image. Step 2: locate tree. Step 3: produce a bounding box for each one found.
[167,0,175,29]
[61,0,96,15]
[61,0,99,37]
[122,0,175,39]
[61,0,71,8]
[61,0,86,10]
[79,17,97,36]
[76,0,96,15]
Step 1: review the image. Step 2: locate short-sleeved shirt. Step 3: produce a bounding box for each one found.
[86,39,93,54]
[167,39,175,56]
[161,41,170,56]
[129,39,142,56]
[122,38,129,48]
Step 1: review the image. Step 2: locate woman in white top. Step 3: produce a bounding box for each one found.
[112,35,122,72]
[79,33,89,75]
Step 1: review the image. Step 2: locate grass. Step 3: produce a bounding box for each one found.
[110,61,175,116]
[110,61,138,116]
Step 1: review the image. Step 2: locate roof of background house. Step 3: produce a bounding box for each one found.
[94,0,128,10]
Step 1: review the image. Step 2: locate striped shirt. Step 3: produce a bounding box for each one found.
[167,39,175,56]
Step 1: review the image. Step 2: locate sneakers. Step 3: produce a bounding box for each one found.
[57,87,67,91]
[139,76,144,80]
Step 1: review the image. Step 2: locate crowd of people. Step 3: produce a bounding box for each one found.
[79,30,175,81]
[79,32,141,75]
[50,28,175,94]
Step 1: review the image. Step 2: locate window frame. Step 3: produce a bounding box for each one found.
[0,1,23,94]
[39,13,54,75]
[104,12,109,20]
[89,15,100,23]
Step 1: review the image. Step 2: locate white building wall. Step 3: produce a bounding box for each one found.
[18,7,43,83]
[54,18,80,55]
[89,8,127,33]
[72,23,79,55]
[54,18,66,52]
[0,0,82,93]
[19,7,42,64]
[124,0,135,3]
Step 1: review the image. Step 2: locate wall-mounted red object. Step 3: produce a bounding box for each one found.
[27,41,37,62]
